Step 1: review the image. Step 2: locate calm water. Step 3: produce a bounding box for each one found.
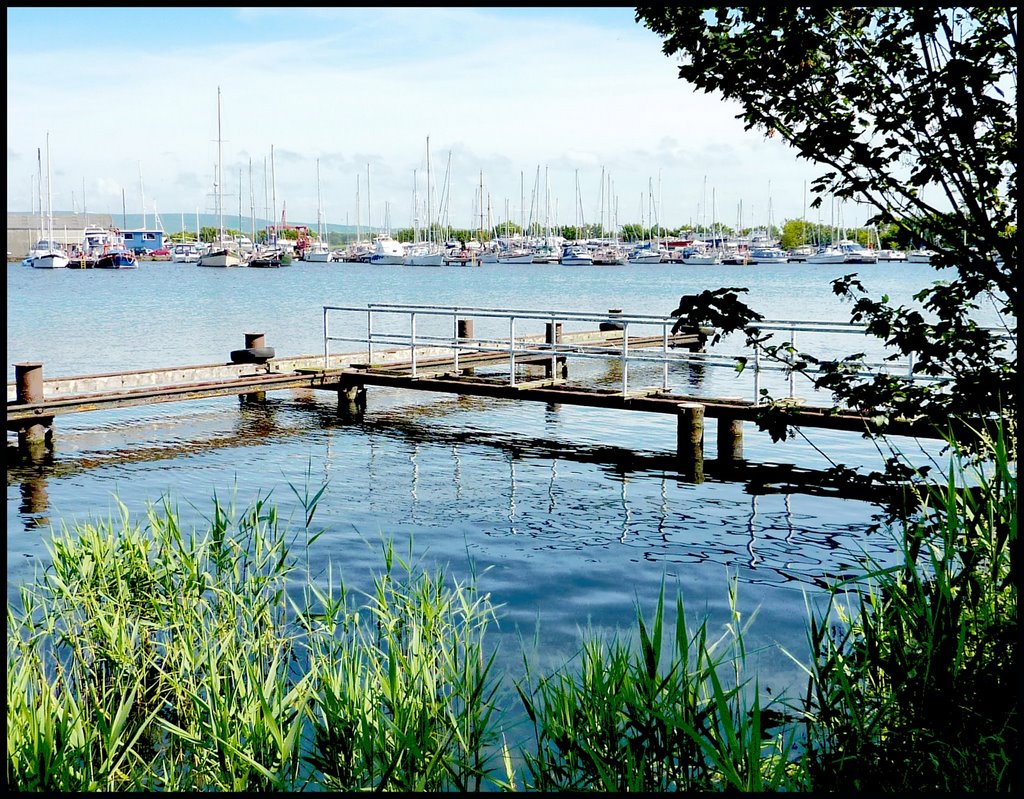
[6,260,959,696]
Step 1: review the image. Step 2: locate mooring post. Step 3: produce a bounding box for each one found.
[15,361,52,460]
[338,381,367,420]
[240,333,268,403]
[544,322,565,378]
[245,332,266,349]
[676,401,705,483]
[457,318,475,375]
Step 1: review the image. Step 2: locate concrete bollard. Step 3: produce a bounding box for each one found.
[676,401,705,483]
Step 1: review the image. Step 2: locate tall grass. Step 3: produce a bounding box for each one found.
[798,419,1017,791]
[7,418,1016,791]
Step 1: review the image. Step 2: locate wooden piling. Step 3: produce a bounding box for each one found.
[457,319,475,375]
[717,416,744,464]
[676,401,705,483]
[338,383,367,419]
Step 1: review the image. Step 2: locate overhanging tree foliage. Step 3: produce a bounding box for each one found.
[637,7,1017,453]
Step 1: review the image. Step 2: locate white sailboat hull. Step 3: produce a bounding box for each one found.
[30,253,69,269]
[197,249,242,267]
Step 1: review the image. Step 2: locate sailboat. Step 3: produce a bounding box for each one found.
[304,158,334,262]
[404,136,445,266]
[29,133,70,269]
[197,87,242,267]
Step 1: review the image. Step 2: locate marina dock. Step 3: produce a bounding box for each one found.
[7,305,941,482]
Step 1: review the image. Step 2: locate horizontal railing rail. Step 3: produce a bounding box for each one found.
[322,303,1014,403]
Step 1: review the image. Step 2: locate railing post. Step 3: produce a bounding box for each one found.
[411,312,417,378]
[789,326,796,398]
[753,343,761,402]
[323,307,329,368]
[509,316,516,386]
[621,320,629,396]
[367,308,373,364]
[545,320,562,378]
[662,322,669,391]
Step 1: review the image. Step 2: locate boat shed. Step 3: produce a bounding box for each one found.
[6,212,115,259]
[120,228,167,253]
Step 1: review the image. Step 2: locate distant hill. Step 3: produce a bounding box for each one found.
[13,211,361,236]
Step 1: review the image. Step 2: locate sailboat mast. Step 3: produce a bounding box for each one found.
[216,86,224,241]
[425,136,431,246]
[45,132,53,244]
[270,145,277,245]
[316,157,323,240]
[139,161,146,230]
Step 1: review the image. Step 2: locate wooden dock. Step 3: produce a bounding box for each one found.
[7,320,936,483]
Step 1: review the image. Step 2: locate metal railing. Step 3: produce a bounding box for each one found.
[322,303,1009,404]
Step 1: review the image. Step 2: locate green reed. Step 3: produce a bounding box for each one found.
[7,417,1015,791]
[514,580,806,791]
[797,418,1017,791]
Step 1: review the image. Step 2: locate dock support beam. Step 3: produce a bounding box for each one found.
[676,401,705,483]
[14,362,52,461]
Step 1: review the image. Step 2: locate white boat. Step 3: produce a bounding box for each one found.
[875,249,907,262]
[27,133,69,269]
[477,247,500,264]
[171,242,203,263]
[197,87,243,268]
[906,248,936,264]
[747,246,790,264]
[304,158,335,262]
[303,239,335,262]
[369,234,406,265]
[682,251,722,265]
[589,244,625,265]
[496,248,535,264]
[805,239,877,265]
[626,244,664,264]
[404,242,445,266]
[403,137,447,267]
[786,245,815,262]
[198,239,243,268]
[560,244,593,265]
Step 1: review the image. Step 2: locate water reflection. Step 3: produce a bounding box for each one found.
[7,393,904,597]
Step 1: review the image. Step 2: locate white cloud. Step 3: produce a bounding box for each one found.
[7,7,822,231]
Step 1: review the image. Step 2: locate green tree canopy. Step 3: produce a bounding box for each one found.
[637,7,1016,448]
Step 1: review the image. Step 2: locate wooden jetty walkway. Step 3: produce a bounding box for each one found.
[7,304,939,482]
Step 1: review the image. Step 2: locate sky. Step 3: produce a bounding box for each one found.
[7,7,834,235]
